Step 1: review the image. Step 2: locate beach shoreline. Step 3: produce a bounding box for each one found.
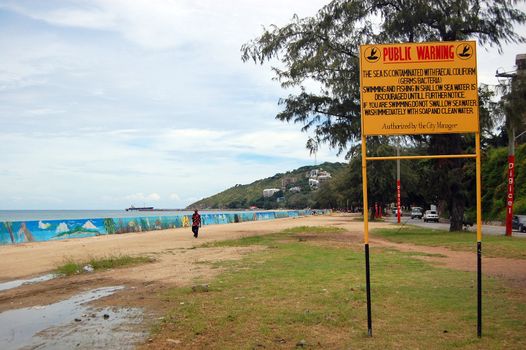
[0,214,342,280]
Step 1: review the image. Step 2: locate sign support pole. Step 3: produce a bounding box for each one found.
[476,132,483,338]
[361,133,372,337]
[397,139,401,224]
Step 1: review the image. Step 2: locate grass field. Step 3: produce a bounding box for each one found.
[373,226,526,259]
[148,226,526,349]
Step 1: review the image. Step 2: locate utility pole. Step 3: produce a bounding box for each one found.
[496,54,526,236]
[507,125,515,237]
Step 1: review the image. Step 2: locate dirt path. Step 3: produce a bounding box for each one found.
[368,238,526,288]
[312,215,526,288]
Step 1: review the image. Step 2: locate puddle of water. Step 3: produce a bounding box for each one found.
[0,286,146,350]
[0,274,57,292]
[30,306,145,350]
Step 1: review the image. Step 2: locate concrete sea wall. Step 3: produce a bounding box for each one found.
[0,210,329,245]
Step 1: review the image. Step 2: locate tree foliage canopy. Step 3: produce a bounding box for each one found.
[243,0,525,230]
[501,61,526,134]
[242,0,525,156]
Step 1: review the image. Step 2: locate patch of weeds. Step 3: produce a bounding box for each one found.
[55,260,82,276]
[89,255,153,269]
[202,235,278,248]
[351,216,387,222]
[55,254,154,276]
[203,226,345,249]
[406,252,448,258]
[281,226,345,235]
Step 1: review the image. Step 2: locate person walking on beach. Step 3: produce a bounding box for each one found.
[192,210,201,238]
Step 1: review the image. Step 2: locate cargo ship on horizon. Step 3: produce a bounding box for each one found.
[125,205,155,212]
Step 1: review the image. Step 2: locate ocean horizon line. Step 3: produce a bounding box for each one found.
[0,209,271,222]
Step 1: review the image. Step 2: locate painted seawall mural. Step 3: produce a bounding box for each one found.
[0,210,329,245]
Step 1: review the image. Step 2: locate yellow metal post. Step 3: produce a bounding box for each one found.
[475,133,482,243]
[362,134,369,244]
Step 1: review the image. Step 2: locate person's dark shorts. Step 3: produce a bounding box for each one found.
[192,225,199,237]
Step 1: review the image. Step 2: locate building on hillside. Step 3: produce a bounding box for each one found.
[309,178,320,190]
[289,186,301,193]
[281,177,296,189]
[306,167,332,190]
[317,171,332,183]
[263,188,281,198]
[307,169,319,178]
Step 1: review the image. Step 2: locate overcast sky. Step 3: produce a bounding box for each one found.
[1,1,524,210]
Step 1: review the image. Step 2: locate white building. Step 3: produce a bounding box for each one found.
[289,186,301,193]
[317,172,332,183]
[263,188,281,198]
[309,178,320,190]
[306,168,331,189]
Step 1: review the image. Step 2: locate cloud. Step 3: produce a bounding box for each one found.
[1,0,327,50]
[125,193,161,202]
[0,123,338,210]
[2,0,523,211]
[0,1,343,211]
[29,7,117,30]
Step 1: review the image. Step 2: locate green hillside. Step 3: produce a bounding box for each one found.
[187,162,346,210]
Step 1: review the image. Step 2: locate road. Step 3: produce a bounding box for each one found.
[383,216,526,237]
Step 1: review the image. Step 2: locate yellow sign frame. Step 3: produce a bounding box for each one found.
[359,41,483,338]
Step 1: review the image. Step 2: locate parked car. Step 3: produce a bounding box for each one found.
[423,210,439,223]
[411,207,423,219]
[512,215,526,233]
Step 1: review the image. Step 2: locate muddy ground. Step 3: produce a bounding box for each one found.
[0,214,524,348]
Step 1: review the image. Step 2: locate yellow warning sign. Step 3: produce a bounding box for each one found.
[360,41,479,135]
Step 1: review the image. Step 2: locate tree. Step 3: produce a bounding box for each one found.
[315,140,438,213]
[287,192,313,209]
[479,85,505,148]
[243,0,525,231]
[501,56,526,146]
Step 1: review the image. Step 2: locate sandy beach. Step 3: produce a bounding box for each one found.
[0,214,371,281]
[1,214,524,285]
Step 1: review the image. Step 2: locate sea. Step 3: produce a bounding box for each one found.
[0,210,234,222]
